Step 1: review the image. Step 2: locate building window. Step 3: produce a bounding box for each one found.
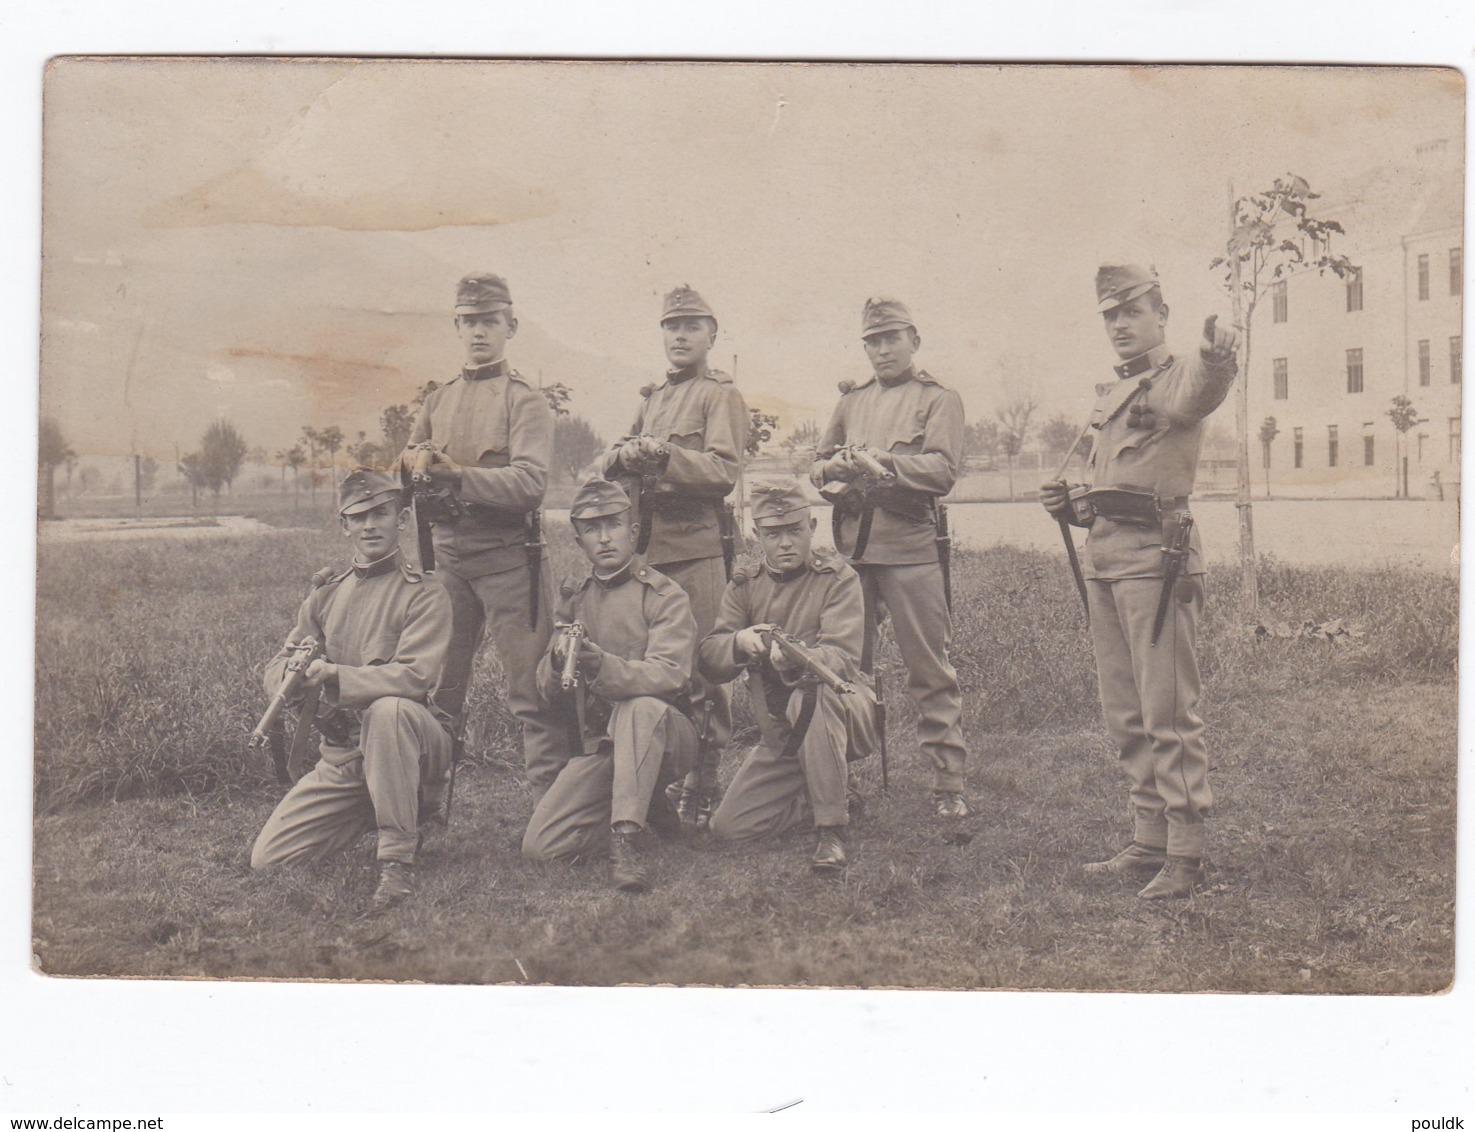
[1451,247,1463,296]
[1273,357,1288,400]
[1450,417,1461,464]
[1271,280,1288,323]
[1364,434,1375,466]
[1346,348,1364,394]
[1293,427,1304,468]
[1452,336,1463,385]
[1345,268,1363,312]
[1418,253,1430,300]
[1419,339,1431,386]
[1328,425,1339,468]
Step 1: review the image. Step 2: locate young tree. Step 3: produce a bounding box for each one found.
[38,417,73,520]
[780,419,823,473]
[1257,415,1280,498]
[380,403,416,458]
[200,420,248,496]
[317,426,345,486]
[552,414,605,482]
[347,430,384,469]
[1386,395,1420,499]
[962,419,1002,470]
[995,396,1038,500]
[177,452,207,510]
[540,381,574,418]
[299,426,321,501]
[1211,173,1356,613]
[746,408,779,457]
[1037,412,1081,468]
[139,456,159,495]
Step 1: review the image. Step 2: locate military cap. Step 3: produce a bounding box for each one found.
[750,478,812,527]
[455,272,513,315]
[861,296,916,338]
[1095,263,1160,313]
[570,477,633,521]
[661,284,717,326]
[338,467,404,516]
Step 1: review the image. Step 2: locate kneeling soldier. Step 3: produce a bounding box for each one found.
[703,480,877,872]
[251,469,454,914]
[522,477,699,892]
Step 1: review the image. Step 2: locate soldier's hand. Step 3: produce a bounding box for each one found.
[303,658,338,689]
[1201,315,1240,365]
[576,639,604,680]
[426,448,464,487]
[815,450,856,483]
[1040,479,1071,516]
[735,623,775,657]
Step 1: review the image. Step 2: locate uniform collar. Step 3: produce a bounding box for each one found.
[762,560,809,584]
[592,558,637,589]
[463,358,508,381]
[351,548,403,580]
[666,363,701,385]
[877,366,916,389]
[1113,343,1172,380]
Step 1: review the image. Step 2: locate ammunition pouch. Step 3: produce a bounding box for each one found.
[311,706,357,748]
[824,479,932,523]
[461,501,534,530]
[1084,487,1165,528]
[644,487,728,524]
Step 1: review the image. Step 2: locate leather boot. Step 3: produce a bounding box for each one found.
[1139,855,1205,900]
[811,827,848,873]
[369,861,414,912]
[1083,841,1168,877]
[610,826,649,893]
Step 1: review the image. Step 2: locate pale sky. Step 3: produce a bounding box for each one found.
[41,61,1464,461]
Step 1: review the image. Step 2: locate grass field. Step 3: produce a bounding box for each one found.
[31,516,1458,991]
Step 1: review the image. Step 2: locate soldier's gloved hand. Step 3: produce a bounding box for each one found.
[576,639,604,681]
[1200,315,1240,367]
[735,623,776,657]
[303,658,339,689]
[1040,479,1072,517]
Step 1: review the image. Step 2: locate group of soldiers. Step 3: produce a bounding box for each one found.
[248,263,1240,912]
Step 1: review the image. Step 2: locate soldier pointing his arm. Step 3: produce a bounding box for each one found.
[1040,263,1239,899]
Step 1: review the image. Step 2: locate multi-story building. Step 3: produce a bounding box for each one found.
[1245,139,1462,499]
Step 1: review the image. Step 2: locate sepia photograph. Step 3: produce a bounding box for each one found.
[32,58,1461,1000]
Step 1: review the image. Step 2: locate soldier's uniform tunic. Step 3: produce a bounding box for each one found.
[816,368,968,793]
[522,555,699,860]
[1079,339,1236,859]
[601,363,748,757]
[703,548,877,841]
[251,550,453,868]
[409,359,562,794]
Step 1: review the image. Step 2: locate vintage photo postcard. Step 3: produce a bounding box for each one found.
[34,59,1461,992]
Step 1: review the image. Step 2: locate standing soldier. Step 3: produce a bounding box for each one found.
[251,469,453,913]
[601,284,748,829]
[810,297,969,819]
[523,478,698,892]
[1040,263,1239,899]
[402,272,561,797]
[702,480,877,871]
